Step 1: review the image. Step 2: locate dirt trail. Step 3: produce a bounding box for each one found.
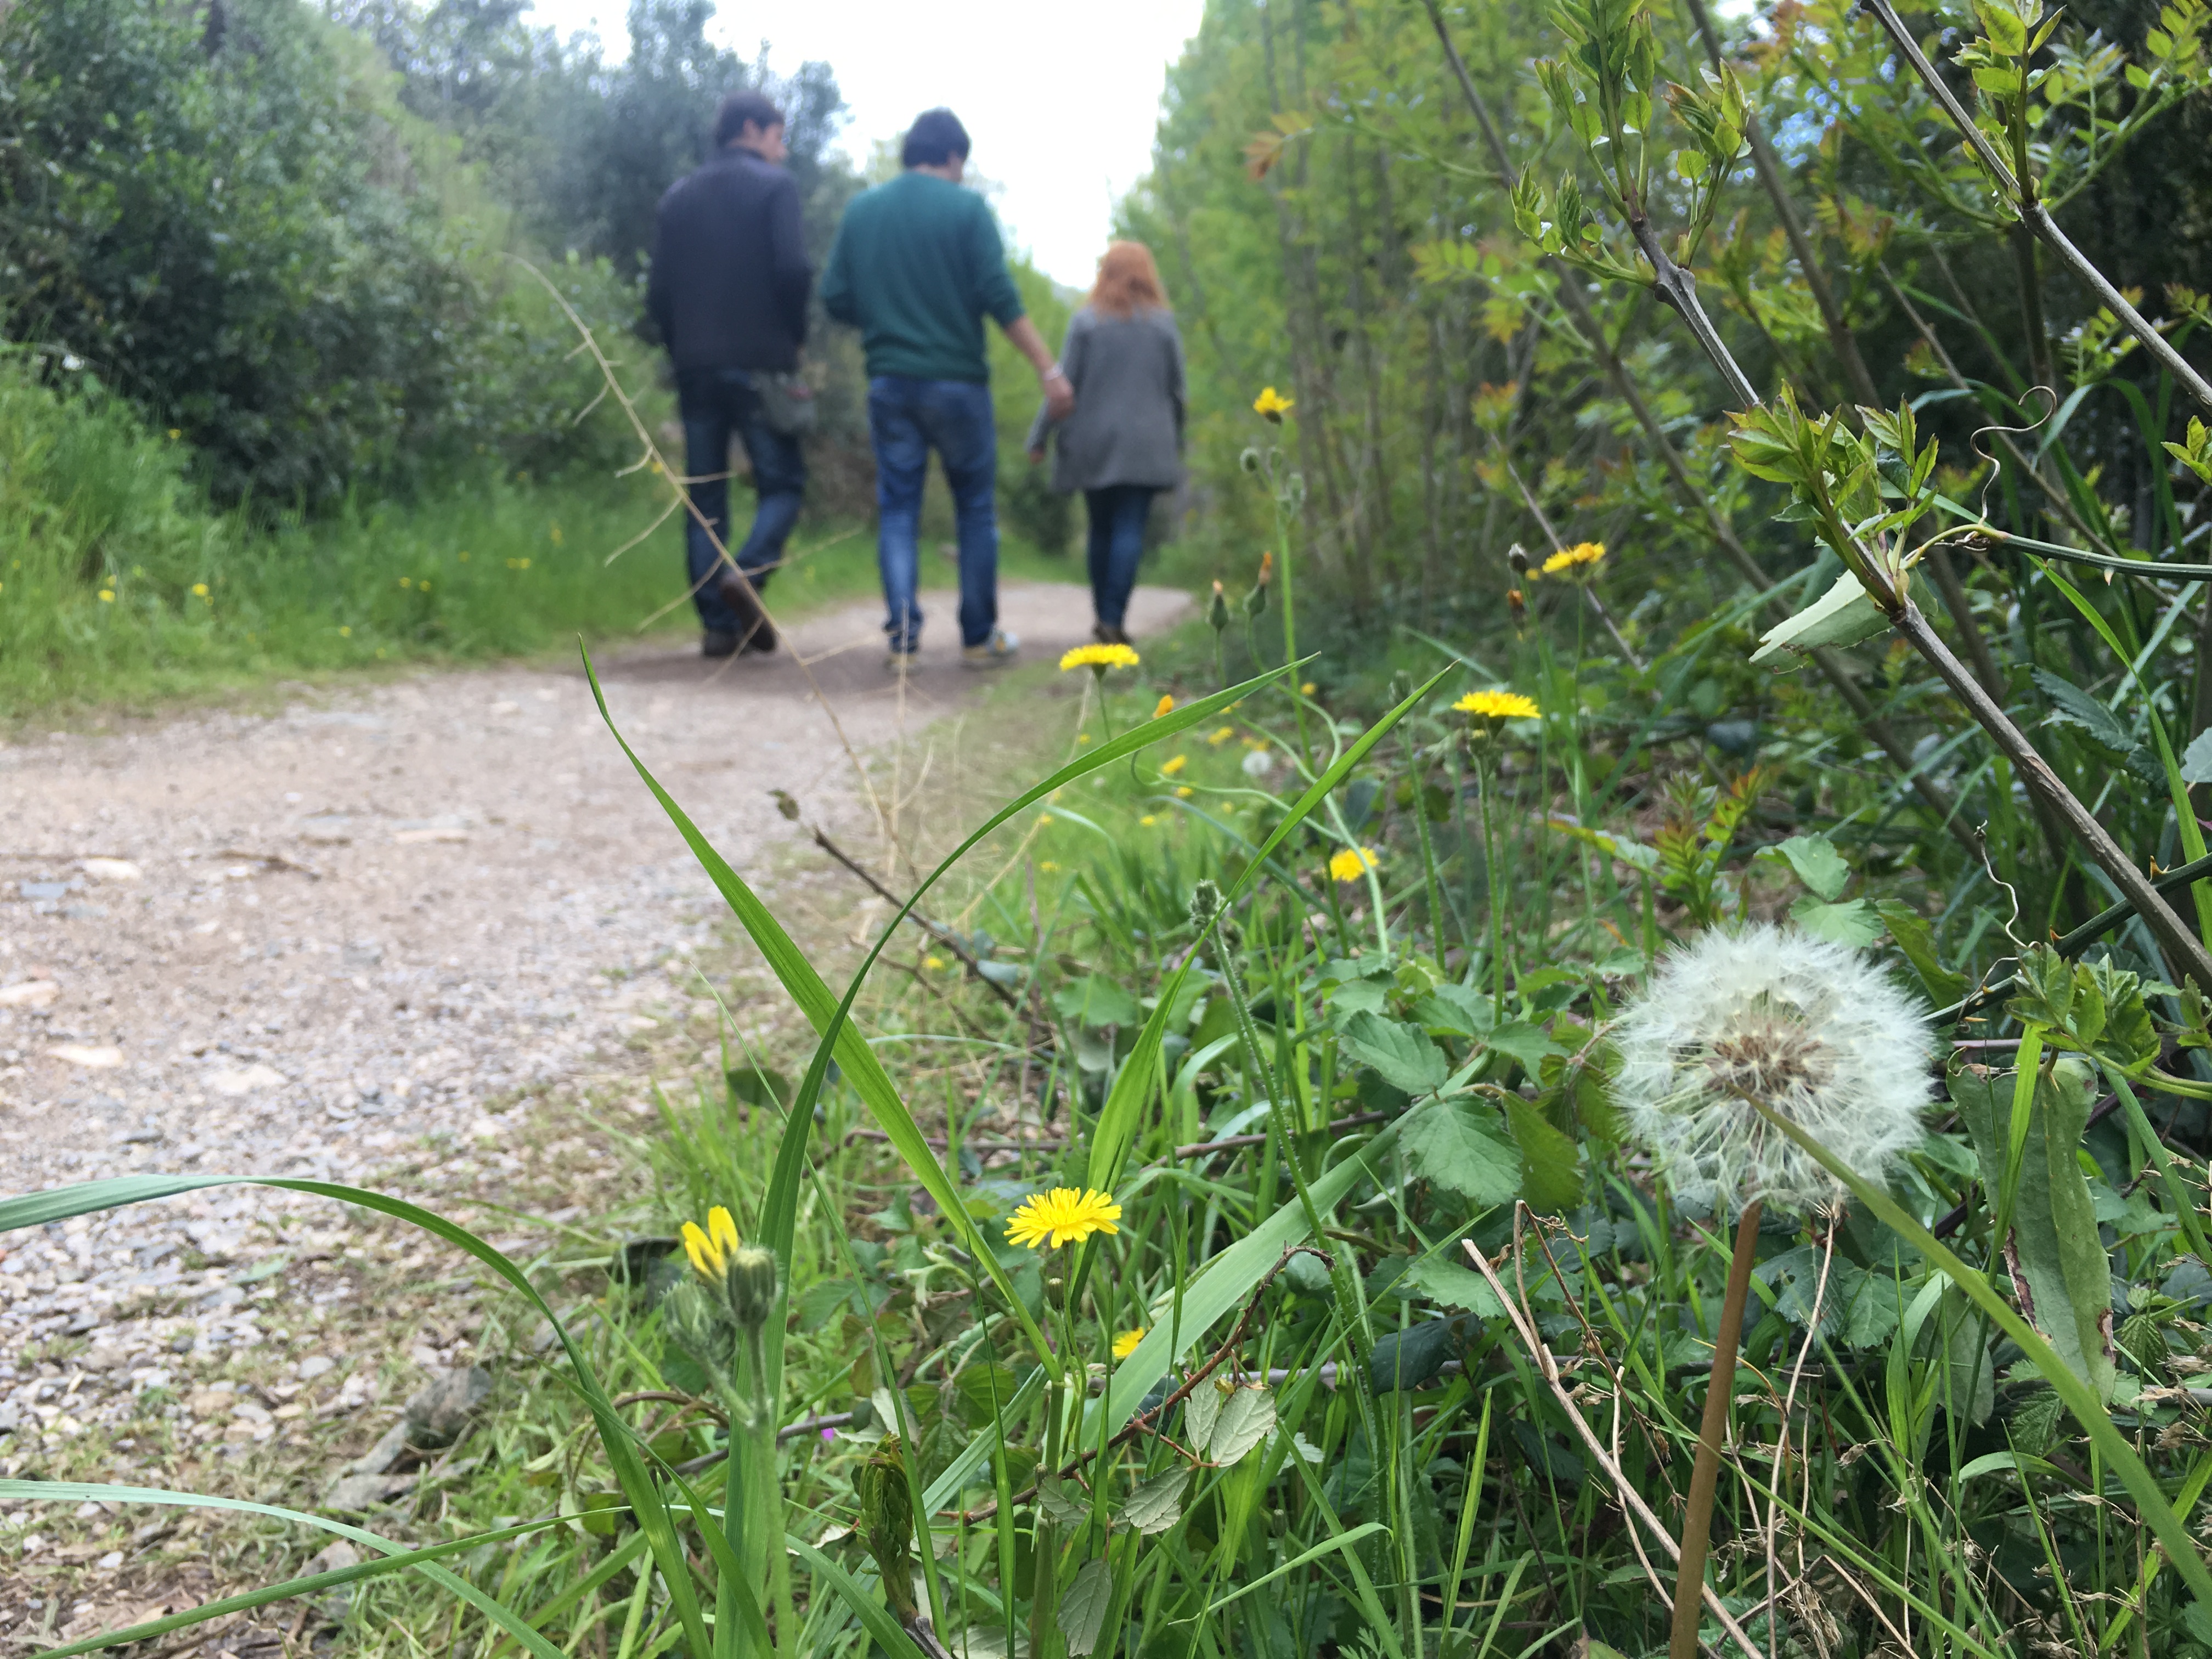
[0,582,1184,1534]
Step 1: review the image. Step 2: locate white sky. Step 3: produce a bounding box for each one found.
[522,0,1209,288]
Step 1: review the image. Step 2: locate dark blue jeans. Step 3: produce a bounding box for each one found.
[867,375,998,651]
[679,369,806,634]
[1084,484,1156,630]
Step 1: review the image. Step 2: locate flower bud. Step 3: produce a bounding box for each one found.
[1207,580,1231,633]
[1188,878,1224,931]
[723,1245,778,1331]
[858,1435,916,1618]
[1506,543,1530,579]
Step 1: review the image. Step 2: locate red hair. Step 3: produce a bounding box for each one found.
[1089,241,1169,318]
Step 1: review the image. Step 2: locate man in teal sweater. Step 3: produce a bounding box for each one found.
[821,108,1074,666]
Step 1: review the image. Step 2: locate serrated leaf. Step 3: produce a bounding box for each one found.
[1485,1020,1566,1075]
[1413,983,1494,1037]
[1207,1386,1277,1465]
[1052,974,1141,1029]
[1505,1096,1583,1212]
[1114,1468,1189,1535]
[1058,1559,1114,1656]
[1339,1011,1448,1093]
[1790,895,1883,946]
[2032,667,2131,753]
[1953,1059,2117,1401]
[1750,571,1891,664]
[1875,899,1967,1005]
[1401,1256,1505,1317]
[1770,832,1851,901]
[1182,1377,1226,1452]
[1401,1098,1521,1204]
[2181,727,2212,785]
[1034,1475,1090,1528]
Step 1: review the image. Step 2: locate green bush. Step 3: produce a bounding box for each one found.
[0,0,635,510]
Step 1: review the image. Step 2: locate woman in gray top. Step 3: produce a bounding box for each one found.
[1028,242,1186,645]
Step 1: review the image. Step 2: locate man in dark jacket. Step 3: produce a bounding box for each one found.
[648,89,812,657]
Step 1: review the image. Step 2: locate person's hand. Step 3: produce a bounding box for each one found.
[1043,367,1075,422]
[1027,447,1045,465]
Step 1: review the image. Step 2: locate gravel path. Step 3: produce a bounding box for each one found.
[0,581,1186,1568]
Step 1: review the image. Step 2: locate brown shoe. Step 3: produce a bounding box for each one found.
[715,571,776,654]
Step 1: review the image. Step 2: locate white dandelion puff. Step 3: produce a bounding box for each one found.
[1613,923,1934,1215]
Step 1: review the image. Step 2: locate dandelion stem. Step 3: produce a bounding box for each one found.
[1669,1198,1763,1659]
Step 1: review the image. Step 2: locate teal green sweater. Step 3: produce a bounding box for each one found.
[820,172,1025,384]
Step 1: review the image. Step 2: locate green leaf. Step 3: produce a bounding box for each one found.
[1116,1468,1190,1535]
[1401,1098,1521,1204]
[1208,1385,1279,1465]
[1953,1059,2117,1400]
[1059,1559,1115,1657]
[2178,729,2212,787]
[1770,832,1851,900]
[1401,1256,1505,1317]
[1790,895,1883,946]
[1874,899,1967,1005]
[1052,974,1141,1028]
[1749,571,1891,664]
[2032,667,2131,753]
[1485,1020,1565,1075]
[1504,1096,1582,1212]
[784,1534,932,1659]
[1414,983,1495,1037]
[1339,1011,1448,1093]
[1183,1375,1227,1451]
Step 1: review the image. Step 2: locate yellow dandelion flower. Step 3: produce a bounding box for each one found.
[419,581,431,594]
[1328,847,1379,883]
[399,577,412,589]
[520,557,531,569]
[680,1204,741,1279]
[1113,1327,1147,1360]
[1005,1188,1122,1250]
[1253,386,1295,422]
[1160,754,1187,776]
[1300,681,1317,696]
[1059,642,1141,672]
[1207,726,1234,745]
[339,626,352,637]
[1077,733,1092,744]
[925,954,946,970]
[1454,690,1541,720]
[1039,860,1060,872]
[1153,694,1175,718]
[191,583,209,597]
[98,589,115,603]
[1139,814,1158,827]
[167,428,182,441]
[1539,541,1607,578]
[1175,786,1193,798]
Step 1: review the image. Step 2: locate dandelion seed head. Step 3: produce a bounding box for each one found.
[1612,924,1932,1215]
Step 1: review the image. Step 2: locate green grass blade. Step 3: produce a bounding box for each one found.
[1741,1095,2212,1608]
[0,1482,573,1659]
[0,1176,714,1659]
[1199,1521,1390,1616]
[920,1365,1047,1514]
[785,1534,932,1659]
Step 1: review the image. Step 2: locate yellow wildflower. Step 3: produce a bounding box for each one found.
[1160,754,1188,776]
[925,955,946,970]
[339,626,352,637]
[98,589,115,603]
[1060,642,1141,672]
[1328,847,1379,883]
[1300,681,1317,696]
[191,583,209,597]
[1253,386,1295,422]
[1153,694,1175,718]
[1006,1188,1123,1250]
[1454,690,1541,720]
[1113,1328,1147,1360]
[1538,541,1606,579]
[1140,815,1158,827]
[680,1205,741,1279]
[1207,726,1235,745]
[1039,860,1060,872]
[1175,786,1193,798]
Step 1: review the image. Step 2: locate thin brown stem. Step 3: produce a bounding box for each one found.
[1859,0,2212,412]
[1670,1199,1765,1659]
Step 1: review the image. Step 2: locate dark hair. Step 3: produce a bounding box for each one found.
[900,108,970,168]
[714,90,785,149]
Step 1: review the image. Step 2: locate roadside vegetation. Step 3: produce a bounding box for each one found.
[10,0,2212,1656]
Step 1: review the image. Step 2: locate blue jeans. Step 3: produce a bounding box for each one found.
[679,369,806,634]
[867,376,998,651]
[1084,484,1156,630]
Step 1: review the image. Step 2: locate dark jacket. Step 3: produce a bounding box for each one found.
[1026,307,1185,492]
[647,149,811,374]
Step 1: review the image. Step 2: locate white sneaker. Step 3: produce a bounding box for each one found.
[962,628,1019,669]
